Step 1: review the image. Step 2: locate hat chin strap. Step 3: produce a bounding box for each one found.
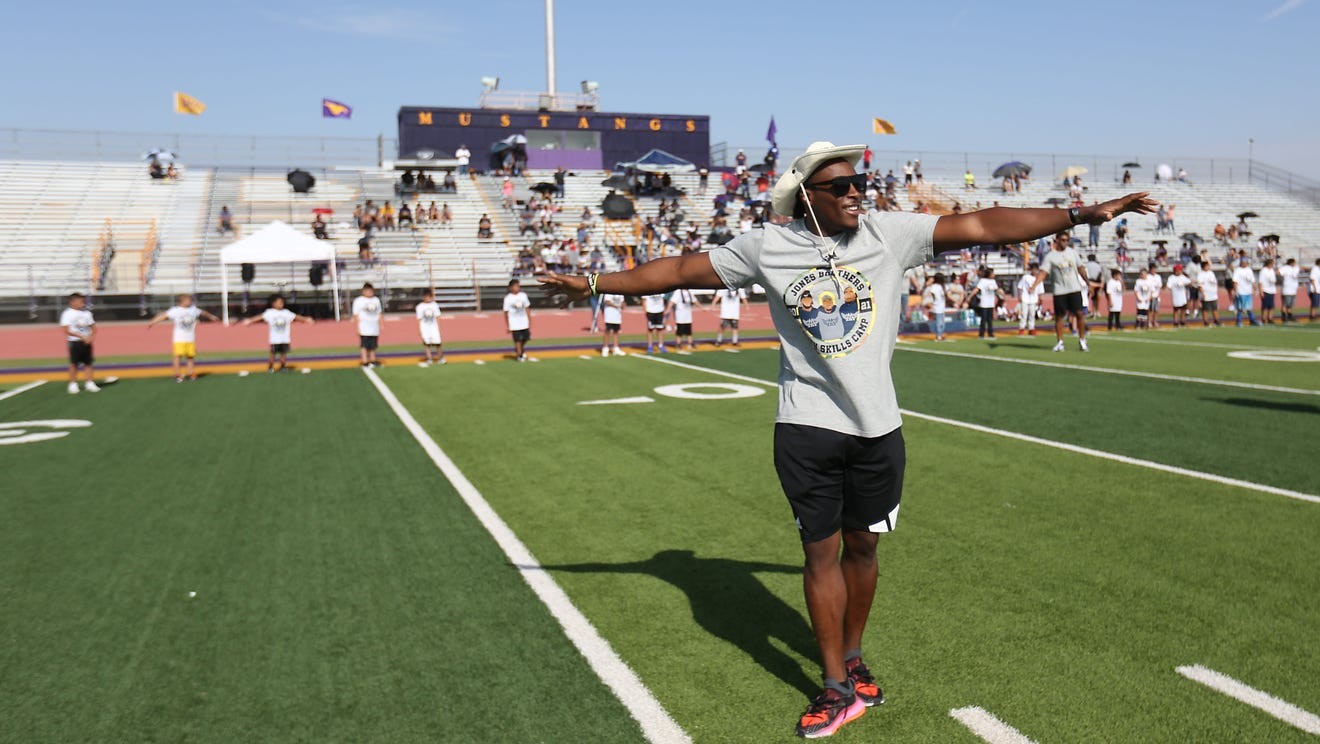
[799,183,838,261]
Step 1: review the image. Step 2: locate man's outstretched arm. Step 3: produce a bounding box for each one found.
[932,192,1157,252]
[540,253,725,303]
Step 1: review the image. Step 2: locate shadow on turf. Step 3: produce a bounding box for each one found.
[984,341,1043,350]
[1203,397,1320,415]
[537,550,820,697]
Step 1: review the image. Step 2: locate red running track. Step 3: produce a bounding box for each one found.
[0,305,778,360]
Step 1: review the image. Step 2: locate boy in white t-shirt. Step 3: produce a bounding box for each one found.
[1310,259,1320,320]
[642,293,668,354]
[600,293,625,356]
[1278,258,1300,323]
[242,294,314,372]
[1105,269,1124,330]
[922,274,949,341]
[1144,265,1163,329]
[711,287,748,347]
[1133,268,1153,329]
[1194,261,1222,327]
[415,289,445,365]
[147,293,220,382]
[352,283,384,367]
[1230,258,1259,326]
[666,288,698,351]
[502,279,532,361]
[1258,258,1278,325]
[1016,262,1040,335]
[60,292,99,394]
[1166,265,1192,328]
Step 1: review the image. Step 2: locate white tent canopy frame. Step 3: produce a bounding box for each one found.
[218,221,340,324]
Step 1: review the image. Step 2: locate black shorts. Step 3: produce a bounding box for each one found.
[1189,287,1201,301]
[360,335,379,351]
[68,340,93,366]
[773,423,905,544]
[1137,308,1149,318]
[1054,291,1084,315]
[511,328,531,343]
[676,322,693,336]
[720,318,739,330]
[1261,293,1275,310]
[1202,299,1218,311]
[605,322,621,333]
[270,343,290,354]
[646,312,665,330]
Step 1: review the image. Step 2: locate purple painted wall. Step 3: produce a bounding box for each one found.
[526,149,602,170]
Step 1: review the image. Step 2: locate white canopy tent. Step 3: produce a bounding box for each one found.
[219,221,340,324]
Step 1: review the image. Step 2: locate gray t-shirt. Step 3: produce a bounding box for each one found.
[707,211,938,438]
[1040,247,1085,295]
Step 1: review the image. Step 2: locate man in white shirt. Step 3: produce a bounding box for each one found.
[711,287,748,347]
[1309,258,1320,320]
[415,289,445,365]
[642,293,668,354]
[1105,269,1124,330]
[1231,258,1259,326]
[352,283,384,367]
[666,288,698,351]
[1257,258,1279,325]
[241,294,314,372]
[921,274,948,341]
[1166,265,1192,328]
[147,293,220,382]
[966,267,1000,338]
[455,145,471,175]
[600,292,625,356]
[1278,258,1300,323]
[1029,232,1092,351]
[1194,261,1222,327]
[1134,268,1153,329]
[1016,262,1040,335]
[1144,263,1163,329]
[60,292,99,394]
[503,279,532,361]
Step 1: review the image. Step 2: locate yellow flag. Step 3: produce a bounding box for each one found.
[174,92,206,115]
[872,117,897,135]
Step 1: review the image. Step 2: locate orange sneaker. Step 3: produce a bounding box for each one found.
[846,657,885,707]
[795,688,865,738]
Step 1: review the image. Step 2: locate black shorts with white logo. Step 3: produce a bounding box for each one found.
[646,312,665,330]
[1054,291,1084,315]
[511,328,531,343]
[773,423,905,544]
[68,341,93,366]
[676,322,692,336]
[360,335,379,351]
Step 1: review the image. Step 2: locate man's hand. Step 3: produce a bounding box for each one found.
[539,271,591,306]
[1085,192,1158,225]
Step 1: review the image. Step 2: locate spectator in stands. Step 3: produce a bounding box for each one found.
[357,235,374,265]
[1164,204,1176,233]
[1123,169,1133,184]
[398,202,413,228]
[218,205,234,235]
[477,214,493,239]
[426,202,438,223]
[914,159,924,182]
[735,149,747,168]
[312,214,329,239]
[379,202,395,230]
[421,172,436,192]
[963,170,976,190]
[862,146,873,171]
[455,145,471,175]
[1177,168,1188,183]
[148,159,164,179]
[1214,222,1228,245]
[166,163,179,180]
[413,201,426,225]
[401,169,415,190]
[440,170,454,193]
[352,204,364,229]
[1227,223,1239,243]
[699,165,709,193]
[554,166,566,197]
[501,177,515,209]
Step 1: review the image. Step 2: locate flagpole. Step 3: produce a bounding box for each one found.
[545,0,557,99]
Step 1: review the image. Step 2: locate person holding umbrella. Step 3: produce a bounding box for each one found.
[539,141,1155,738]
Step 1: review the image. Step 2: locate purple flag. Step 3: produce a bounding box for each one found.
[766,116,777,145]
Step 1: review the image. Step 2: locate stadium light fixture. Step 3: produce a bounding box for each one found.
[481,76,500,91]
[580,80,599,94]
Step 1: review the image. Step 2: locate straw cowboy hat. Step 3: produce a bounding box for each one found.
[771,141,866,217]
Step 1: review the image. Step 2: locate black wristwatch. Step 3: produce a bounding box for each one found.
[1068,207,1084,225]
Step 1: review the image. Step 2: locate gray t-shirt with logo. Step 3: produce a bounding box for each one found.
[1040,247,1085,295]
[707,211,937,438]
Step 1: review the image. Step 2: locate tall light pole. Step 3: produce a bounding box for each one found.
[1248,137,1254,181]
[545,0,557,99]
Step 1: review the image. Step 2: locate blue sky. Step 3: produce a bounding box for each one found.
[2,0,1317,176]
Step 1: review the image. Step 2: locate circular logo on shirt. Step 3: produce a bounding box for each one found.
[783,265,875,358]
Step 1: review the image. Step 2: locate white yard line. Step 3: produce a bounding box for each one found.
[0,380,46,402]
[948,707,1037,744]
[1096,335,1276,351]
[362,368,690,744]
[896,345,1320,396]
[1176,665,1320,735]
[632,354,1320,504]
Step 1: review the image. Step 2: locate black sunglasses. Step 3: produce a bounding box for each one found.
[803,173,868,197]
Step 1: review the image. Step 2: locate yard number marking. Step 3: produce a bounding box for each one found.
[0,419,93,446]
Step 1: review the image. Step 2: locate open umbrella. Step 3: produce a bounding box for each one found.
[657,186,686,199]
[287,169,316,194]
[1043,197,1067,206]
[1152,240,1169,248]
[993,161,1031,179]
[145,148,177,162]
[1261,234,1280,242]
[748,162,773,174]
[600,174,633,192]
[1156,164,1173,181]
[600,193,636,220]
[1059,166,1088,180]
[529,182,558,195]
[1121,161,1141,169]
[1179,233,1204,243]
[1236,211,1259,220]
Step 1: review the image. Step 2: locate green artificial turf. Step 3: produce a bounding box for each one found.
[382,354,1320,741]
[0,372,643,743]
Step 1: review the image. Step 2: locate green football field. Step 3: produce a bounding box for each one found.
[3,324,1319,742]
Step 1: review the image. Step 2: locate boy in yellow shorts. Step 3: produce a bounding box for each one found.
[148,294,221,381]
